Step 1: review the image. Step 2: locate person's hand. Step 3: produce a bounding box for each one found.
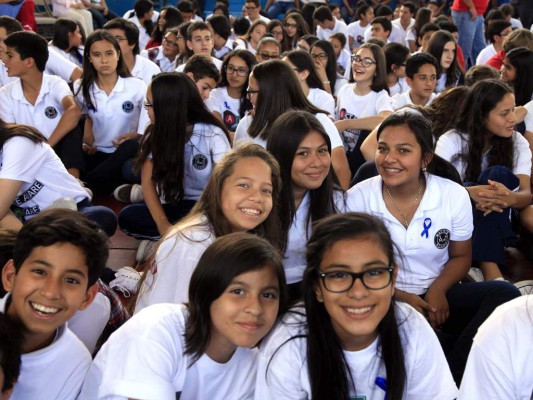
[403,292,436,319]
[347,6,354,16]
[424,287,449,329]
[103,5,108,15]
[469,6,478,20]
[82,142,97,155]
[112,132,138,147]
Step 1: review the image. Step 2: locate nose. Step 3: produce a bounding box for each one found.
[346,276,369,299]
[248,186,263,202]
[40,277,61,300]
[244,296,262,316]
[509,109,517,123]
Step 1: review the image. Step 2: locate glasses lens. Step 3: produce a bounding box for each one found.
[322,268,392,292]
[362,268,392,289]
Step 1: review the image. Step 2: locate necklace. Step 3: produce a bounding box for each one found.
[385,185,424,229]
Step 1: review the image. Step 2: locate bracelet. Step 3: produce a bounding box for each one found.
[322,80,330,84]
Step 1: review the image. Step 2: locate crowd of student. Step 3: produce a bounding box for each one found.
[0,0,532,398]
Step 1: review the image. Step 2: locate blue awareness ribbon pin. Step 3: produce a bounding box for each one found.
[421,218,432,238]
[375,377,388,400]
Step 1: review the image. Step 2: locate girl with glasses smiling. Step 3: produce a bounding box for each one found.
[256,212,458,399]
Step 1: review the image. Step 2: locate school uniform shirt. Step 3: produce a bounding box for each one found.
[363,24,400,44]
[131,54,162,85]
[476,44,497,65]
[234,112,344,150]
[206,86,242,131]
[316,19,350,51]
[435,130,532,181]
[0,73,72,140]
[49,44,84,67]
[134,215,215,313]
[346,174,473,294]
[391,18,415,45]
[0,61,17,88]
[80,304,259,400]
[74,76,149,153]
[213,38,235,60]
[347,20,368,49]
[389,77,409,97]
[0,295,92,400]
[391,90,437,110]
[175,56,223,72]
[128,15,151,50]
[307,87,335,119]
[0,137,89,220]
[335,85,393,152]
[140,46,176,72]
[45,48,79,82]
[255,302,458,399]
[334,75,349,97]
[524,100,533,133]
[337,48,352,79]
[458,295,533,399]
[246,15,271,24]
[405,27,416,48]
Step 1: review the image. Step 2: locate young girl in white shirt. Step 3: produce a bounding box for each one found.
[81,232,288,400]
[256,212,458,399]
[134,143,283,312]
[427,30,464,93]
[75,30,149,195]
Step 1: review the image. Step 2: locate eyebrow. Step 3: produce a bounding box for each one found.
[321,260,389,271]
[31,260,88,278]
[230,280,280,292]
[297,143,327,150]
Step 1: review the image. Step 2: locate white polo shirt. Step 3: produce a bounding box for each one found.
[49,45,84,67]
[475,44,496,65]
[175,56,223,72]
[45,48,79,82]
[0,73,72,140]
[140,46,176,72]
[131,54,161,85]
[74,76,149,153]
[128,15,151,51]
[346,174,473,294]
[213,38,235,60]
[391,18,415,45]
[391,90,437,110]
[316,18,350,51]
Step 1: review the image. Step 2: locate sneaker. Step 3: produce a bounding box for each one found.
[76,178,93,198]
[467,267,485,282]
[136,240,157,263]
[514,280,533,296]
[109,266,143,297]
[113,184,144,203]
[47,197,77,211]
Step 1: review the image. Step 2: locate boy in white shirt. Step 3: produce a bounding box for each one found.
[476,20,512,65]
[314,5,349,51]
[208,14,234,61]
[183,55,220,101]
[176,21,223,72]
[391,2,416,45]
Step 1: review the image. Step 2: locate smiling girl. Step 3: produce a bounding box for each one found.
[256,212,457,399]
[81,232,287,399]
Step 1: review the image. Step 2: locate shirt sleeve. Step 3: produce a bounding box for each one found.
[375,90,394,114]
[0,137,45,183]
[315,112,344,149]
[45,49,77,82]
[512,132,532,177]
[209,126,231,163]
[434,131,461,163]
[448,182,473,241]
[233,115,252,148]
[0,85,16,123]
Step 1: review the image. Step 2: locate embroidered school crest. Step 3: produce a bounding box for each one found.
[122,101,134,113]
[192,154,208,170]
[434,229,450,249]
[44,106,58,119]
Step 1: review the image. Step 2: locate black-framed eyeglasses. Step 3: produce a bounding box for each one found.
[114,35,127,42]
[162,37,179,47]
[257,52,280,60]
[311,52,328,61]
[318,266,394,293]
[351,55,376,68]
[143,99,153,109]
[246,87,259,96]
[225,64,249,77]
[284,22,298,29]
[245,5,258,10]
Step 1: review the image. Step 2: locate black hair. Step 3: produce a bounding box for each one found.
[0,229,17,298]
[183,54,220,82]
[151,6,183,45]
[14,209,109,287]
[355,4,372,21]
[245,0,260,6]
[419,22,439,38]
[384,42,410,74]
[266,110,341,253]
[302,212,406,400]
[248,60,325,140]
[177,0,195,14]
[134,0,155,36]
[313,5,333,23]
[402,1,417,14]
[232,17,251,36]
[267,19,291,52]
[285,49,325,90]
[498,3,514,17]
[186,21,210,41]
[310,40,338,93]
[375,5,393,17]
[213,4,230,19]
[300,4,317,34]
[5,31,48,72]
[0,16,22,35]
[427,30,463,89]
[0,313,22,392]
[208,14,231,40]
[185,232,287,363]
[412,8,432,44]
[505,47,533,106]
[137,72,228,204]
[298,34,319,49]
[329,32,346,48]
[487,20,512,44]
[437,20,458,34]
[52,19,85,65]
[103,18,141,55]
[405,52,438,79]
[372,16,392,35]
[464,64,500,86]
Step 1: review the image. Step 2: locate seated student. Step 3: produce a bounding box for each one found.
[79,0,118,29]
[368,16,392,43]
[309,40,349,96]
[255,37,282,64]
[476,20,512,66]
[347,111,520,383]
[427,30,464,93]
[0,31,84,179]
[0,313,22,400]
[176,0,202,23]
[391,1,416,46]
[314,6,349,51]
[141,27,181,72]
[236,19,268,56]
[414,22,439,53]
[256,212,458,398]
[127,0,154,50]
[383,42,410,96]
[207,14,233,61]
[328,32,351,79]
[173,21,192,69]
[50,0,94,37]
[176,21,223,72]
[146,6,183,50]
[80,232,287,399]
[464,64,499,86]
[104,18,161,85]
[74,30,149,197]
[264,0,298,21]
[459,296,533,399]
[245,0,270,24]
[405,7,431,53]
[391,52,438,109]
[183,55,220,101]
[49,19,84,68]
[1,209,107,399]
[347,4,374,50]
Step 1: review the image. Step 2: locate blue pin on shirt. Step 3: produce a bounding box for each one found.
[375,377,388,400]
[421,218,432,238]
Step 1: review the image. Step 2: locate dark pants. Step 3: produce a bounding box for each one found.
[53,126,84,172]
[87,7,119,29]
[346,129,371,178]
[77,198,117,237]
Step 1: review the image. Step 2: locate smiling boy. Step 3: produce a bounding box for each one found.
[1,209,108,399]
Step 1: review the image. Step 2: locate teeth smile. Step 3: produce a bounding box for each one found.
[346,306,372,315]
[31,302,60,315]
[385,168,401,173]
[241,208,260,216]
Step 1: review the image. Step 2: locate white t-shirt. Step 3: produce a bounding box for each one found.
[0,295,92,400]
[388,77,409,97]
[523,99,533,133]
[435,129,532,181]
[391,18,415,45]
[132,54,161,85]
[45,47,79,82]
[391,90,437,110]
[316,19,350,51]
[459,295,533,399]
[405,27,416,47]
[0,73,73,140]
[307,87,335,119]
[337,48,352,80]
[335,85,393,152]
[49,44,84,67]
[128,15,151,50]
[476,44,497,65]
[80,304,258,400]
[74,76,149,153]
[334,75,348,96]
[256,302,458,399]
[176,56,223,72]
[346,20,368,49]
[346,174,473,294]
[0,137,89,219]
[234,112,344,150]
[134,216,215,312]
[206,86,243,131]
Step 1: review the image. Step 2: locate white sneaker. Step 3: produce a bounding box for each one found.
[113,184,144,203]
[467,267,485,282]
[76,178,93,198]
[109,266,143,297]
[136,240,157,263]
[514,280,533,296]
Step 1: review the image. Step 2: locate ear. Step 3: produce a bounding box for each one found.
[24,56,35,69]
[422,152,433,170]
[299,68,310,81]
[405,76,413,88]
[2,260,16,293]
[1,387,14,400]
[186,40,194,51]
[391,263,398,297]
[314,283,324,303]
[78,283,98,311]
[185,71,195,81]
[391,63,398,72]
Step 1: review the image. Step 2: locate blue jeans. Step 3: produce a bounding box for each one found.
[77,199,118,237]
[267,1,296,20]
[451,10,485,69]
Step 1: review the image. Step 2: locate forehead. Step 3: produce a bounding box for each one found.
[286,17,296,24]
[106,28,126,37]
[356,47,374,58]
[191,29,211,38]
[20,244,89,276]
[371,23,384,30]
[253,24,267,33]
[0,27,7,38]
[378,124,418,144]
[414,63,437,75]
[228,55,247,66]
[310,46,325,54]
[444,41,456,49]
[90,39,116,51]
[258,42,279,53]
[198,77,216,87]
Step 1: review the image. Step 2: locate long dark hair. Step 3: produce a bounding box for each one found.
[248,60,325,140]
[52,18,84,64]
[455,79,514,182]
[284,50,325,90]
[266,110,341,252]
[310,40,338,93]
[412,7,432,44]
[0,120,46,149]
[267,19,291,52]
[219,49,257,119]
[303,212,406,400]
[151,6,183,45]
[185,232,288,363]
[76,30,131,111]
[427,30,463,90]
[357,43,389,93]
[283,12,310,48]
[136,72,229,204]
[505,47,533,106]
